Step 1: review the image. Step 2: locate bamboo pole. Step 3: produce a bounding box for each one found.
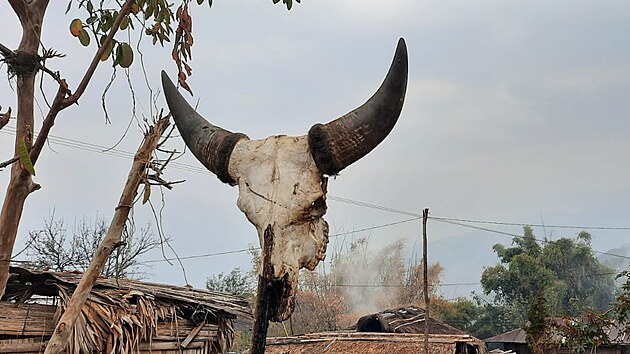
[423,208,430,354]
[44,117,169,354]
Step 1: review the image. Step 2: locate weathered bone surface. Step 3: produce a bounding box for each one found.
[229,135,329,320]
[161,38,408,321]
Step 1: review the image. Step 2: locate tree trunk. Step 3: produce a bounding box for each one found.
[44,117,169,354]
[0,0,49,299]
[0,0,132,298]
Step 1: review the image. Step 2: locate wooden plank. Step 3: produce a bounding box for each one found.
[181,322,206,348]
[0,302,56,336]
[0,339,46,353]
[138,340,206,350]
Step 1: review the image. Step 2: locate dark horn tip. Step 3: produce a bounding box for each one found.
[161,70,173,90]
[308,38,408,176]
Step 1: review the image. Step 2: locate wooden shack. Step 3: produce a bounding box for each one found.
[0,267,253,353]
[265,306,484,354]
[485,326,630,354]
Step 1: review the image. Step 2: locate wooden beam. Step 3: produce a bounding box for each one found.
[422,208,430,354]
[250,224,275,354]
[0,341,47,353]
[181,322,205,348]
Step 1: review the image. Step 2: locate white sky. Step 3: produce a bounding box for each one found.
[1,0,630,298]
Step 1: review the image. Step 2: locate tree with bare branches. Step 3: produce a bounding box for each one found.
[22,212,161,278]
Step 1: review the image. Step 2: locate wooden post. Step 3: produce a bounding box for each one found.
[422,208,430,354]
[43,117,169,354]
[250,225,274,354]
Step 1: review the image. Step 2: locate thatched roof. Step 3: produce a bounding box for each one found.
[1,266,253,353]
[265,332,483,354]
[353,306,467,335]
[265,306,484,354]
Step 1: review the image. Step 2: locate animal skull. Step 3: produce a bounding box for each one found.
[162,38,408,321]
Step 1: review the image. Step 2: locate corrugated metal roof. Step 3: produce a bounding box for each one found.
[484,328,527,343]
[353,306,468,335]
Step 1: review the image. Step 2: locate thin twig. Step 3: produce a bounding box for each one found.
[0,42,14,58]
[29,81,68,164]
[0,157,19,170]
[0,107,10,130]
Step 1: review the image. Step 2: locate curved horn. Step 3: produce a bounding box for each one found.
[161,71,248,185]
[308,38,408,175]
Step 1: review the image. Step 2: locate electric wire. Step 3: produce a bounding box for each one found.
[431,218,630,261]
[429,216,630,231]
[3,125,630,231]
[3,124,630,267]
[136,216,422,265]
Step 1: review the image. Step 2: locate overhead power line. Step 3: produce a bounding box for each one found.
[136,216,422,265]
[430,216,630,231]
[3,125,630,230]
[4,124,630,262]
[431,218,630,261]
[328,196,421,218]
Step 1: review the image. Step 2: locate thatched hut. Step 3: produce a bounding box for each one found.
[0,267,253,353]
[265,306,485,354]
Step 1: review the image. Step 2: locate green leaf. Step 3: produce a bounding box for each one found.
[79,29,91,46]
[197,0,204,4]
[18,138,35,176]
[65,0,72,14]
[116,42,134,68]
[120,16,130,30]
[130,3,140,15]
[101,13,113,32]
[208,0,212,7]
[100,36,114,61]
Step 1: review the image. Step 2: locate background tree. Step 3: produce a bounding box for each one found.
[22,212,160,278]
[206,267,255,298]
[480,226,617,337]
[555,266,630,353]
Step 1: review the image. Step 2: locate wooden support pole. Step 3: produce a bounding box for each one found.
[43,117,169,354]
[250,224,275,354]
[422,208,430,354]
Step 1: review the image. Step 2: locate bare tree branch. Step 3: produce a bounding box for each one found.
[0,157,19,170]
[0,107,10,131]
[29,81,69,164]
[0,42,14,58]
[7,0,27,20]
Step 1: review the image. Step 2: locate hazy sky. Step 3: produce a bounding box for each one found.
[1,1,630,299]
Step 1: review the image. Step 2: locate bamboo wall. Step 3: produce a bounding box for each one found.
[0,302,224,354]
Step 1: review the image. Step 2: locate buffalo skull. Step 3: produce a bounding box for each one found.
[162,38,408,321]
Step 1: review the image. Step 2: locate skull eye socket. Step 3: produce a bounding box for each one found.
[307,196,327,219]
